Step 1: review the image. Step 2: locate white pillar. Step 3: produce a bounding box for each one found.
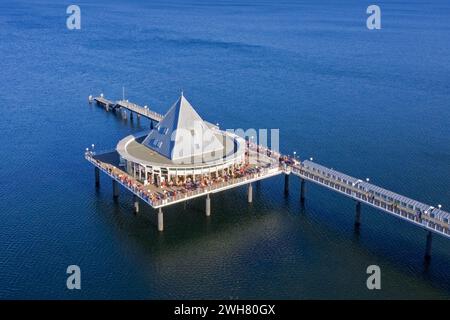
[158,208,164,232]
[284,174,289,194]
[95,167,100,188]
[425,231,432,262]
[112,180,119,198]
[206,194,211,216]
[300,178,306,203]
[248,183,253,203]
[355,201,361,227]
[133,195,139,214]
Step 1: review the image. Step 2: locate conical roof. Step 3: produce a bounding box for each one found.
[142,94,224,161]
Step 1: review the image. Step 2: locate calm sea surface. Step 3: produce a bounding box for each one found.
[0,0,449,299]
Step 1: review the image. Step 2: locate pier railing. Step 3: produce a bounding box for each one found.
[244,142,450,238]
[289,163,450,238]
[92,95,164,122]
[85,151,282,209]
[116,100,164,122]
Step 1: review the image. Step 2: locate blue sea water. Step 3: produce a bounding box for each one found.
[0,0,449,299]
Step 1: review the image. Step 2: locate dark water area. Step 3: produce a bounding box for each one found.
[0,0,449,299]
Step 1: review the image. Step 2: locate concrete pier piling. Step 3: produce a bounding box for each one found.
[355,201,361,227]
[284,174,289,194]
[112,180,119,198]
[158,208,164,232]
[248,183,253,203]
[300,178,306,203]
[133,195,139,214]
[425,231,433,262]
[206,194,211,216]
[95,167,100,188]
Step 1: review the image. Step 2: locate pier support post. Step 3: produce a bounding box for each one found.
[425,231,433,262]
[133,195,139,214]
[95,167,100,188]
[284,174,289,195]
[150,120,154,130]
[112,180,119,198]
[206,194,211,216]
[130,112,133,120]
[158,208,164,232]
[248,183,253,203]
[355,201,361,227]
[300,178,306,203]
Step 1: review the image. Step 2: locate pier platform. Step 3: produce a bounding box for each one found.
[86,149,281,209]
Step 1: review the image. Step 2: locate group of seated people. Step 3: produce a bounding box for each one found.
[156,163,269,198]
[95,158,277,205]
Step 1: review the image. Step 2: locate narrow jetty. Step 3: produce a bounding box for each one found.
[89,94,163,122]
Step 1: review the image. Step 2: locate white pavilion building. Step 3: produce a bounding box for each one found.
[116,94,246,186]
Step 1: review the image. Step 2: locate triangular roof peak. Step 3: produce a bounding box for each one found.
[142,94,224,161]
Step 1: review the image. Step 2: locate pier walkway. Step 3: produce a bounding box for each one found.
[91,94,220,128]
[289,160,450,239]
[91,95,164,122]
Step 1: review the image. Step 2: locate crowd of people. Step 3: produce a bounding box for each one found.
[86,151,281,206]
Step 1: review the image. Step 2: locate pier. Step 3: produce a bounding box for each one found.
[89,94,163,122]
[86,94,450,262]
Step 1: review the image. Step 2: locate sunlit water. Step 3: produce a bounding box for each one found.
[0,0,449,299]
